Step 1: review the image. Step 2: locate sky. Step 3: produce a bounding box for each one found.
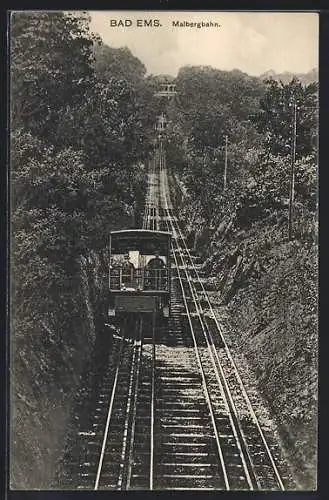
[89,11,318,77]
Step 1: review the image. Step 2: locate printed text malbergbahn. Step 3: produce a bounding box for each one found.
[172,21,221,28]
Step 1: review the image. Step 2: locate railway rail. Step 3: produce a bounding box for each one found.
[60,142,293,490]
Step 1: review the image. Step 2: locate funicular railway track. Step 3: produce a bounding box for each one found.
[69,160,161,490]
[63,143,291,491]
[69,313,157,490]
[158,147,289,490]
[143,156,160,231]
[93,313,157,490]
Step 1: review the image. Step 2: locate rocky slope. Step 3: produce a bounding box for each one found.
[180,191,317,490]
[10,252,108,489]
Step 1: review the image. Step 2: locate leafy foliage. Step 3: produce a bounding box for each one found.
[11,11,96,138]
[166,66,317,242]
[93,44,146,85]
[251,77,318,159]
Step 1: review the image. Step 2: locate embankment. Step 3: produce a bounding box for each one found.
[10,253,108,489]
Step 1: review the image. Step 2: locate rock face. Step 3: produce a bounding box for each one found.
[184,210,317,489]
[225,241,317,489]
[10,253,108,489]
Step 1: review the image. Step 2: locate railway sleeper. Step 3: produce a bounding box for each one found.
[155,475,224,489]
[129,464,153,477]
[103,442,127,452]
[158,376,203,384]
[158,425,212,435]
[130,444,152,456]
[129,415,151,422]
[128,476,151,489]
[158,435,215,444]
[224,474,251,490]
[133,432,153,444]
[96,480,118,490]
[101,451,123,462]
[128,408,152,418]
[158,391,205,399]
[158,452,217,463]
[135,397,152,406]
[132,453,152,463]
[105,425,129,436]
[157,400,205,409]
[158,376,201,382]
[156,398,207,406]
[155,464,218,476]
[95,463,121,475]
[248,452,275,467]
[133,423,154,433]
[156,409,202,416]
[158,416,206,425]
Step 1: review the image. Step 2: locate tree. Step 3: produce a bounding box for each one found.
[251,77,318,160]
[93,44,146,85]
[164,65,265,225]
[11,11,96,139]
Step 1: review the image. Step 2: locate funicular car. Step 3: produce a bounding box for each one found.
[108,229,171,319]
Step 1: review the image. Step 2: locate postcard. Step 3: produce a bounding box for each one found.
[9,10,318,491]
